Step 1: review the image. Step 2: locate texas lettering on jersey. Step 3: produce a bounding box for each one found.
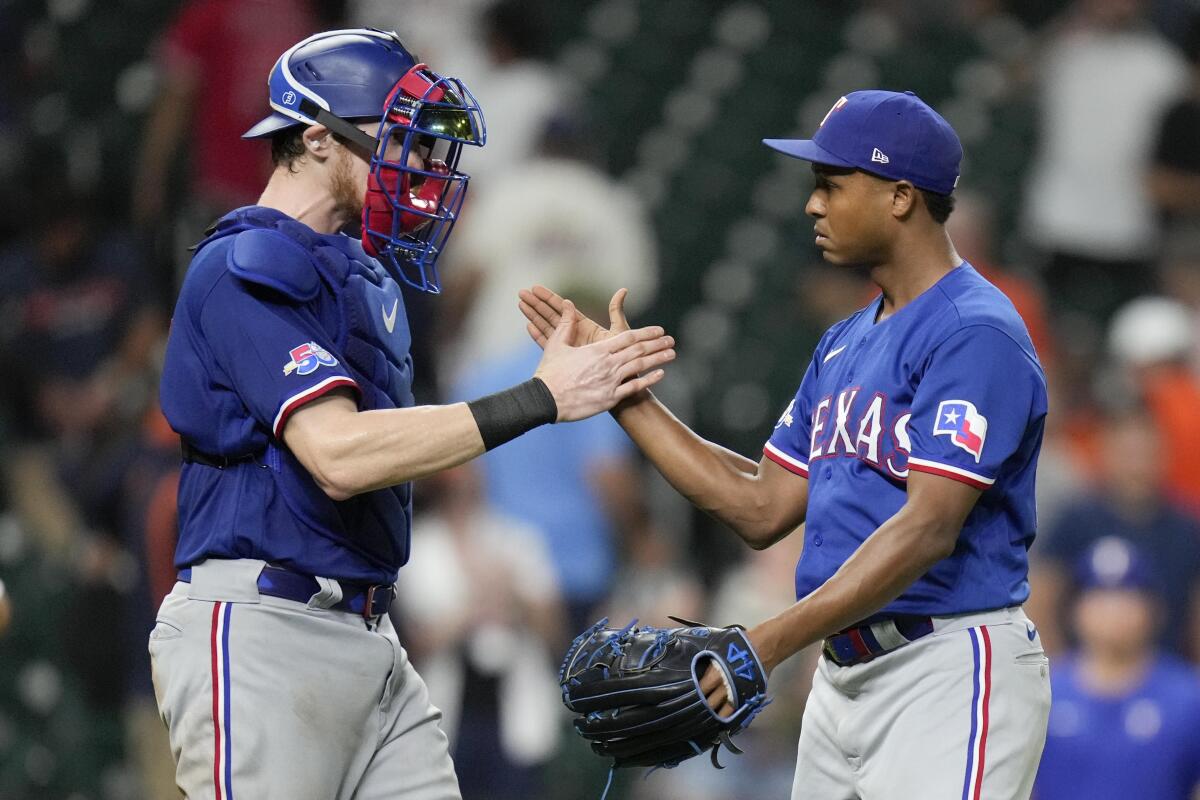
[805,388,915,480]
[789,389,992,480]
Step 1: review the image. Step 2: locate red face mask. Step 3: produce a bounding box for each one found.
[361,158,451,258]
[356,63,483,293]
[360,64,455,259]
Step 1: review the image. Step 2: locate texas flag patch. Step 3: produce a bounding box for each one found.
[933,400,987,463]
[283,342,338,376]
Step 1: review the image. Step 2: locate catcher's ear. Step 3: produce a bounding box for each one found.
[302,124,335,159]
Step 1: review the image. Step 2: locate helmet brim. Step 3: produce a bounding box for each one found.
[243,112,301,139]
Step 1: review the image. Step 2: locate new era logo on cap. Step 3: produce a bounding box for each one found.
[871,148,889,164]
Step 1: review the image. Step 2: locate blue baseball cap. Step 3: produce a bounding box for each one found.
[763,90,962,196]
[1075,537,1159,594]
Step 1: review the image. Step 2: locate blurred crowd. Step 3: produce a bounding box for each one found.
[0,0,1199,798]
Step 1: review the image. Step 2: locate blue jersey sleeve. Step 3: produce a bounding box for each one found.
[906,325,1045,490]
[200,273,361,440]
[764,355,818,478]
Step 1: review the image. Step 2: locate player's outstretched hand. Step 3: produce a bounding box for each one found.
[533,298,674,422]
[519,285,633,348]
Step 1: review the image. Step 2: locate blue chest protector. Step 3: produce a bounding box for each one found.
[161,206,417,582]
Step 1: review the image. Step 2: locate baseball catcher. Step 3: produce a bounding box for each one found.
[559,617,771,780]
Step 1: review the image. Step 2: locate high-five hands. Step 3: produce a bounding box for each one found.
[519,285,633,348]
[527,290,674,422]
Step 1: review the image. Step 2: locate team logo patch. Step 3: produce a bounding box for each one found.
[933,400,987,462]
[283,342,338,376]
[775,399,795,429]
[819,96,849,128]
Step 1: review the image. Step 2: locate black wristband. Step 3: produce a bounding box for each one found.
[466,377,558,451]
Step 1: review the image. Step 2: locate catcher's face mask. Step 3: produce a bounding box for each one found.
[242,29,486,294]
[359,65,485,294]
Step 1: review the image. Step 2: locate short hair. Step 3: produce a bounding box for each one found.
[812,164,956,223]
[920,188,955,224]
[270,126,356,171]
[271,127,307,171]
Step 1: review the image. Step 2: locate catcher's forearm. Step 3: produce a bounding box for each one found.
[285,380,561,499]
[752,483,967,671]
[612,393,785,544]
[284,394,486,500]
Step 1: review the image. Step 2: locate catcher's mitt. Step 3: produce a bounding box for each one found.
[559,617,770,772]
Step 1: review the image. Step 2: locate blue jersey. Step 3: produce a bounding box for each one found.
[765,263,1046,616]
[160,207,415,583]
[1035,655,1200,799]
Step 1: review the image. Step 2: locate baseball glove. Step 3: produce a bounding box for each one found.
[559,617,770,771]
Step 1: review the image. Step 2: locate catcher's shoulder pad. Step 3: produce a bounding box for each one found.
[227,227,321,302]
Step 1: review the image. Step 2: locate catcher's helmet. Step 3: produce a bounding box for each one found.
[244,28,486,293]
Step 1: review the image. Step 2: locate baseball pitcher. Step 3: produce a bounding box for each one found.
[525,89,1051,799]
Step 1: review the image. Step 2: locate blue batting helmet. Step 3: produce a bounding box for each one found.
[244,28,486,293]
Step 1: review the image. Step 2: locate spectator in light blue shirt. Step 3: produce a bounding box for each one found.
[454,337,652,632]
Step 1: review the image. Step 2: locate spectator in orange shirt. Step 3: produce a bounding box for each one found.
[1109,296,1200,518]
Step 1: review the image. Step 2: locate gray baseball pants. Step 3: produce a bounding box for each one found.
[792,606,1051,800]
[149,558,461,800]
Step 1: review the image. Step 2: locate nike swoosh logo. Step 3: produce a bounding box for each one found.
[1026,625,1037,641]
[382,299,399,334]
[823,345,847,364]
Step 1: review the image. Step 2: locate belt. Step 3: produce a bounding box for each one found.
[823,614,935,667]
[178,565,396,620]
[181,441,259,469]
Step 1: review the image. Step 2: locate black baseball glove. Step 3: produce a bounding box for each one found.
[559,617,771,771]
